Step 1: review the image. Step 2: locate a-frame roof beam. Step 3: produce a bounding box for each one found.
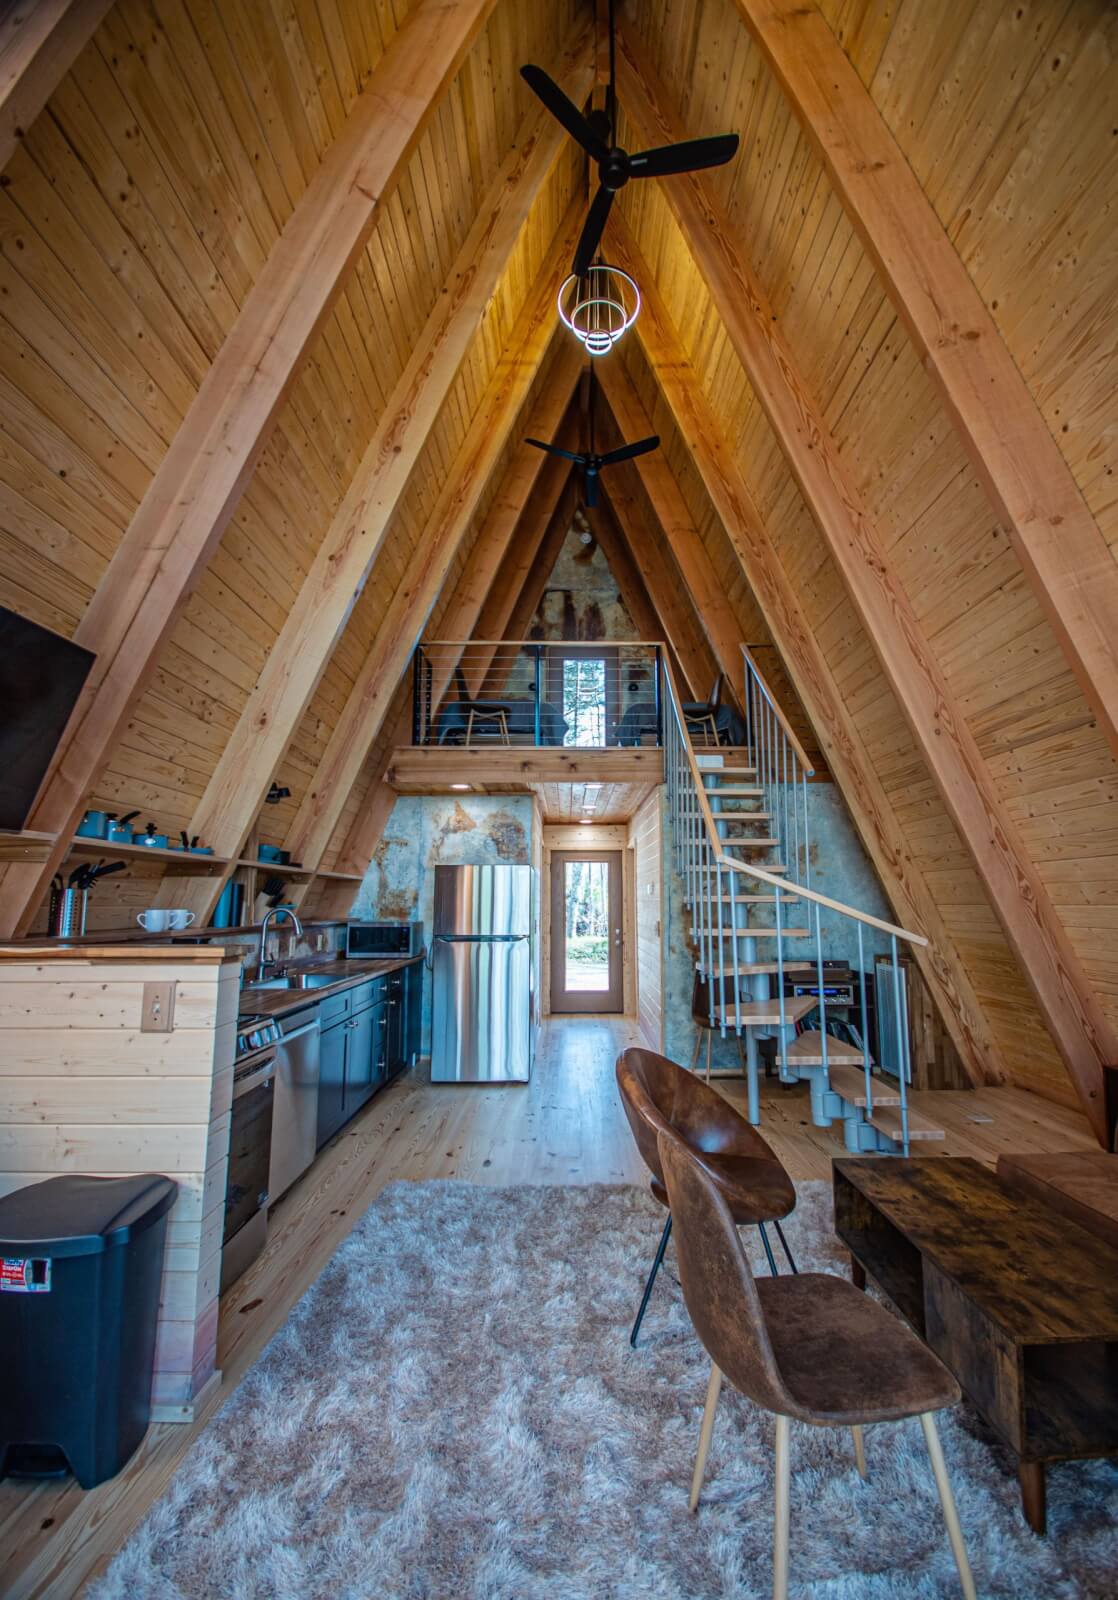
[605,210,1006,1095]
[282,201,584,877]
[613,50,1117,1140]
[0,0,112,172]
[731,0,1118,764]
[0,0,500,940]
[181,24,593,868]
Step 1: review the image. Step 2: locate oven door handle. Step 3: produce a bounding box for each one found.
[234,1058,277,1099]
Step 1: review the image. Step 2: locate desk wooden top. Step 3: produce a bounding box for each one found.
[833,1156,1118,1346]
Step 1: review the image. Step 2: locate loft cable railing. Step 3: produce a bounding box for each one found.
[661,653,927,1154]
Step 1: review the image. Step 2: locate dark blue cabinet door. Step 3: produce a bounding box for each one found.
[345,1003,376,1112]
[316,1021,347,1149]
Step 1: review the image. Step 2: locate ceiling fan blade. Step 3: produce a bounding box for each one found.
[583,467,600,509]
[520,66,608,161]
[525,437,585,464]
[572,185,615,277]
[629,132,740,179]
[599,435,661,467]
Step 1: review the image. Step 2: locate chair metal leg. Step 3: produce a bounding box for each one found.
[705,1029,712,1083]
[630,1213,672,1348]
[758,1220,780,1277]
[851,1425,867,1479]
[689,1361,723,1512]
[919,1412,977,1600]
[772,1217,797,1274]
[773,1412,791,1600]
[690,1031,702,1071]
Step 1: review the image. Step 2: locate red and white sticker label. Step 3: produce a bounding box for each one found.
[0,1257,51,1293]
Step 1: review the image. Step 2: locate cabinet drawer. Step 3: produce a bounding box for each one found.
[351,978,385,1014]
[318,988,352,1027]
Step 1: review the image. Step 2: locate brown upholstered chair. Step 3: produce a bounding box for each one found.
[657,1125,976,1600]
[615,1047,796,1346]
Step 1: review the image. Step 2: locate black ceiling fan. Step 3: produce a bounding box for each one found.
[525,368,658,509]
[521,0,740,277]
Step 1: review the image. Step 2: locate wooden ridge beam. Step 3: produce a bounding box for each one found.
[327,432,581,889]
[615,42,1117,1141]
[175,22,592,876]
[0,0,498,940]
[604,210,1006,1094]
[282,198,584,877]
[0,0,111,172]
[732,0,1118,764]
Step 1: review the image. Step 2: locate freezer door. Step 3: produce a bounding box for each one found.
[431,934,531,1082]
[433,864,532,938]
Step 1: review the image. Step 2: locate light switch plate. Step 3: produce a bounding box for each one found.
[141,980,176,1033]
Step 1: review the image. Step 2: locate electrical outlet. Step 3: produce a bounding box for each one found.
[141,980,176,1033]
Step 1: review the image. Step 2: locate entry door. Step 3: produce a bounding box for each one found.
[550,851,623,1013]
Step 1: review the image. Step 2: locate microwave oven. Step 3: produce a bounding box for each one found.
[346,921,424,959]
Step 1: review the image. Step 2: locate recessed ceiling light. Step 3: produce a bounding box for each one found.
[578,818,593,825]
[450,784,470,791]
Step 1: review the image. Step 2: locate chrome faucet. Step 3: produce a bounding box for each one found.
[258,905,303,977]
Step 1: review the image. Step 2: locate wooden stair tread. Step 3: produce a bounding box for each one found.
[706,927,810,938]
[777,1032,868,1068]
[868,1103,945,1142]
[700,960,815,976]
[711,806,771,818]
[706,786,764,797]
[723,839,780,850]
[728,995,819,1025]
[710,892,801,903]
[702,766,756,777]
[825,1062,903,1105]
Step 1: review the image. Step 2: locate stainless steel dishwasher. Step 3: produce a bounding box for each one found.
[268,1007,321,1202]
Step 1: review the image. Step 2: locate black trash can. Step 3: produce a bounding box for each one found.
[0,1172,177,1489]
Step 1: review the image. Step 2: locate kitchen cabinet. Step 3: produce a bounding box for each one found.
[316,1016,347,1149]
[404,960,424,1073]
[345,999,376,1111]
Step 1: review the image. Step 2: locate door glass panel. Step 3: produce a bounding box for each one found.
[564,859,610,991]
[562,657,606,747]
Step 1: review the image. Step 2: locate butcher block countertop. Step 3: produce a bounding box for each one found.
[238,955,424,1019]
[0,942,234,963]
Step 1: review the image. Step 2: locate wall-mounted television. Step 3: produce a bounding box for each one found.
[0,606,95,832]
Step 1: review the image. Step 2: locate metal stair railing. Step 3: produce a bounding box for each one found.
[662,655,927,1153]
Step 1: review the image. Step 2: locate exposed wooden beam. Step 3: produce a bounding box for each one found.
[282,199,584,877]
[478,474,581,697]
[387,745,664,790]
[583,499,696,697]
[0,0,497,940]
[328,444,582,885]
[598,475,719,702]
[178,24,592,872]
[604,211,1007,1095]
[0,0,111,171]
[614,49,1117,1142]
[731,0,1118,764]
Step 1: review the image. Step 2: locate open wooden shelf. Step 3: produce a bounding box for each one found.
[312,869,363,883]
[69,837,230,874]
[234,857,315,878]
[0,830,56,863]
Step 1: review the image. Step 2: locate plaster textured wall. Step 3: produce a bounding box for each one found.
[531,527,637,641]
[353,795,534,1048]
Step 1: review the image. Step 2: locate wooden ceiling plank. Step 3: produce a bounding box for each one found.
[282,198,584,878]
[175,24,592,872]
[478,473,581,697]
[605,209,1007,1096]
[0,0,501,941]
[732,0,1118,766]
[582,500,677,684]
[616,34,1116,1141]
[0,0,111,172]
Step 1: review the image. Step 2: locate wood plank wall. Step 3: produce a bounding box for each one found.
[0,949,238,1420]
[620,0,1118,1107]
[629,791,664,1051]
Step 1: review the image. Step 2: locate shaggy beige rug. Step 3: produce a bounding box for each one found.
[92,1181,1118,1599]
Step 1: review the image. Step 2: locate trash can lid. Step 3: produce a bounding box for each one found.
[0,1174,178,1258]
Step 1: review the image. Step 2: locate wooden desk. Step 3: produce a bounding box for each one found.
[833,1156,1118,1534]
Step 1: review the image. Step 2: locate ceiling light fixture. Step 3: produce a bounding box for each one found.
[450,784,470,791]
[557,262,639,357]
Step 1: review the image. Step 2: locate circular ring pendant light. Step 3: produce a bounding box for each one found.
[557,262,640,357]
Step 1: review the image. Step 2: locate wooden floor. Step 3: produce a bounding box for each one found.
[0,1016,1096,1599]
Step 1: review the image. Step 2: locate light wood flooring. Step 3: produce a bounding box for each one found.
[0,1016,1097,1599]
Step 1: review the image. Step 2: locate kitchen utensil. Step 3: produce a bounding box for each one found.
[137,909,173,932]
[180,830,190,851]
[257,844,288,865]
[135,822,168,849]
[50,887,88,938]
[106,810,139,844]
[76,810,108,840]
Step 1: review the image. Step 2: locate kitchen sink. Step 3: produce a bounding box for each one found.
[242,971,339,992]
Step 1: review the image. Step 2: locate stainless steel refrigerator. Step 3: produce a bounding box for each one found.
[430,863,533,1083]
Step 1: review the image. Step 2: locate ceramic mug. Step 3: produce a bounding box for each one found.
[168,909,195,929]
[137,909,172,932]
